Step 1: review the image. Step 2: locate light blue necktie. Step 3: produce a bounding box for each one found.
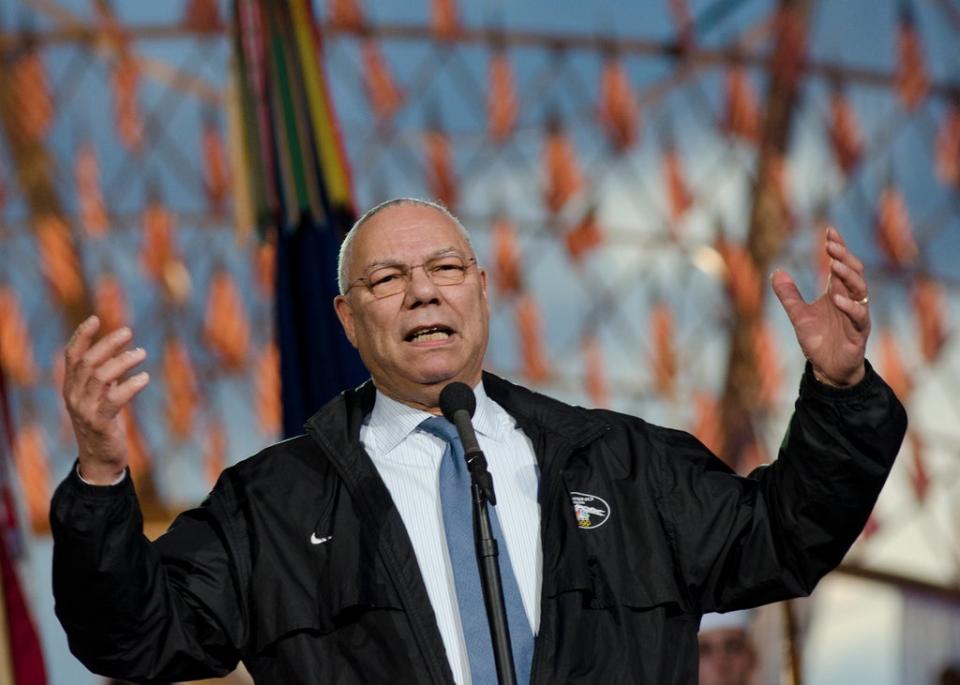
[420,416,534,685]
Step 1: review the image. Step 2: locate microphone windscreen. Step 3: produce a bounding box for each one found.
[439,382,476,421]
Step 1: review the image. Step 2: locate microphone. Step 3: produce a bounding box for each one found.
[439,382,496,505]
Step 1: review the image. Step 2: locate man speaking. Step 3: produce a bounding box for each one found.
[51,198,906,683]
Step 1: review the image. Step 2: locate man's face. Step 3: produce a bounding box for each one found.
[698,628,756,685]
[334,203,490,411]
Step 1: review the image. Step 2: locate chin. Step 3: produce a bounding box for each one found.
[413,361,479,389]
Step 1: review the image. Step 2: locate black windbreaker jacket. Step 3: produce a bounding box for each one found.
[51,364,906,684]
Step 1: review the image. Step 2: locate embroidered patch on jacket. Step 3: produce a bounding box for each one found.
[570,492,611,529]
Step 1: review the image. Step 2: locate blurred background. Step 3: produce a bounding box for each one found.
[0,0,958,682]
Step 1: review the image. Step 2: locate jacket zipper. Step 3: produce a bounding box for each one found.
[528,440,573,685]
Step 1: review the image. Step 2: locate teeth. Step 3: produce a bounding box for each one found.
[411,328,450,342]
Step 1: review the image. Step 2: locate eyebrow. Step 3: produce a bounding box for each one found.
[360,247,464,273]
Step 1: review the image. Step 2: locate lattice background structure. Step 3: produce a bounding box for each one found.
[0,0,959,681]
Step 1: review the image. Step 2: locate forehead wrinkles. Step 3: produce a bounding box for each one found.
[361,246,463,274]
[351,213,472,270]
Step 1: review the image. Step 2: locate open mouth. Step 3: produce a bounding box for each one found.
[405,325,454,343]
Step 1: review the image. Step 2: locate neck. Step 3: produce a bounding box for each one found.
[374,375,483,415]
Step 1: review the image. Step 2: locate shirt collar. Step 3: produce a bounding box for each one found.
[365,379,506,456]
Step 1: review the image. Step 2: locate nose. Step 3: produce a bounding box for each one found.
[404,264,441,308]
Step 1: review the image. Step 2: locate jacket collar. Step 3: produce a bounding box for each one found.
[364,381,506,457]
[304,371,610,460]
[480,371,609,449]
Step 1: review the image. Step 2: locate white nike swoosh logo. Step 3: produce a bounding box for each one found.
[310,533,333,545]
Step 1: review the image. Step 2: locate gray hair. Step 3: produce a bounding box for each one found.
[337,197,474,294]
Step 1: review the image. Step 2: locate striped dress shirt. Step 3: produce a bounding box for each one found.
[361,382,542,685]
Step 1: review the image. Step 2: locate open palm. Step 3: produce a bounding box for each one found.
[771,228,870,387]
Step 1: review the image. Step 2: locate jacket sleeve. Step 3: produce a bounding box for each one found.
[652,361,907,614]
[50,465,247,682]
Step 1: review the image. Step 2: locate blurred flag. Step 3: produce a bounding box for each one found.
[565,207,603,262]
[112,55,143,151]
[256,341,282,437]
[201,109,231,213]
[327,0,364,30]
[163,336,200,440]
[543,114,583,214]
[254,228,277,297]
[662,132,693,229]
[8,43,54,143]
[650,302,677,398]
[895,1,929,111]
[879,329,912,402]
[912,277,948,362]
[93,270,129,335]
[0,365,49,684]
[182,0,222,32]
[11,421,51,532]
[724,64,761,142]
[753,320,781,409]
[432,0,459,40]
[0,288,38,387]
[488,47,518,144]
[424,116,457,210]
[204,419,227,487]
[598,54,639,152]
[582,333,608,408]
[908,432,930,504]
[35,214,85,310]
[935,98,960,188]
[362,40,403,122]
[516,293,550,383]
[492,217,522,296]
[828,84,863,176]
[875,183,918,267]
[203,268,250,370]
[74,140,110,238]
[692,390,723,457]
[235,0,368,436]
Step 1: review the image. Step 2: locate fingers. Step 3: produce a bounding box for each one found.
[90,350,148,415]
[64,320,148,422]
[100,372,151,417]
[63,315,101,381]
[832,292,871,332]
[89,346,147,393]
[829,256,868,301]
[824,227,867,296]
[770,269,806,326]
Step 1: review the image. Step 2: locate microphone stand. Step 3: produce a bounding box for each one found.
[453,412,517,685]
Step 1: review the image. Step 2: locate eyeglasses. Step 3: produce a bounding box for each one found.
[345,254,477,299]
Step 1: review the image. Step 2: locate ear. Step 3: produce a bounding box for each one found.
[333,295,358,348]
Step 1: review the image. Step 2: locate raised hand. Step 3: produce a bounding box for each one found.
[771,228,870,387]
[62,316,150,484]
